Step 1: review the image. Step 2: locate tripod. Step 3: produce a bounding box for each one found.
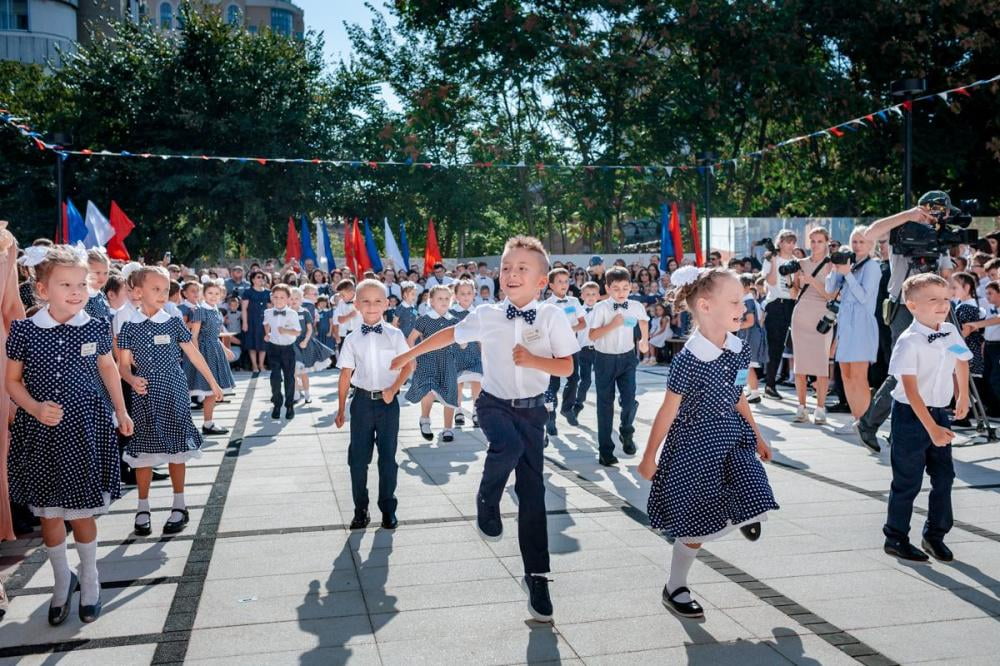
[948,306,998,443]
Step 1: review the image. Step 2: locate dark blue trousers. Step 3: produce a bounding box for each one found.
[575,347,595,411]
[884,401,955,543]
[348,394,400,514]
[545,352,580,414]
[984,341,1000,414]
[476,392,549,574]
[266,343,296,408]
[594,350,638,457]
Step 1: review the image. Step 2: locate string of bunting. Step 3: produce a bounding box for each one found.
[2,74,998,175]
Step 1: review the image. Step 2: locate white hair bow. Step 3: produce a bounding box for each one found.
[18,246,49,267]
[670,265,703,288]
[120,261,143,280]
[69,242,88,263]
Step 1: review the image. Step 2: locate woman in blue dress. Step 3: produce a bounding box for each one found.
[241,270,271,373]
[826,228,882,426]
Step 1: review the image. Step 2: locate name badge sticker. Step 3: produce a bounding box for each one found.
[624,316,638,328]
[734,368,749,387]
[523,327,542,344]
[564,305,576,315]
[153,334,171,345]
[948,344,970,356]
[80,342,97,356]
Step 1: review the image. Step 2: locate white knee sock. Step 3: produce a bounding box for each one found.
[75,539,100,605]
[667,543,700,603]
[47,542,72,606]
[137,498,150,514]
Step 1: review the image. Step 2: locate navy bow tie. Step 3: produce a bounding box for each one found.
[585,306,593,313]
[556,298,568,304]
[344,300,354,305]
[927,331,950,344]
[361,323,383,335]
[613,302,628,311]
[273,309,286,316]
[506,304,537,325]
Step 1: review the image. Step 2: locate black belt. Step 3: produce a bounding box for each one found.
[482,391,546,409]
[986,340,1000,346]
[351,386,386,400]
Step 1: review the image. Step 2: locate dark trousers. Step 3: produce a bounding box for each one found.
[860,306,914,433]
[476,392,549,574]
[764,299,794,389]
[884,402,954,543]
[983,341,1000,415]
[349,393,400,514]
[594,350,638,457]
[575,346,596,410]
[267,343,296,408]
[545,352,580,414]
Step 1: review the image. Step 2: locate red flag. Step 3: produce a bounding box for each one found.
[423,218,443,276]
[353,218,372,273]
[107,201,135,260]
[344,218,357,275]
[690,202,703,267]
[285,216,301,265]
[669,202,684,263]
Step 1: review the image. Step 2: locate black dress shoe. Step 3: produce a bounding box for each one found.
[827,402,852,414]
[951,417,971,428]
[884,539,929,562]
[662,585,704,618]
[163,509,189,534]
[740,522,762,541]
[476,494,503,541]
[764,386,782,400]
[545,416,558,437]
[350,509,370,530]
[522,574,553,622]
[202,424,229,435]
[381,513,398,530]
[134,510,152,537]
[561,409,579,426]
[598,454,619,467]
[151,470,170,481]
[271,406,281,419]
[79,590,102,623]
[47,572,78,626]
[455,413,466,426]
[286,406,295,420]
[922,537,954,562]
[857,427,882,453]
[746,395,762,404]
[621,433,637,456]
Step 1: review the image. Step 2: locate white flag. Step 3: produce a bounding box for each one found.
[84,201,115,248]
[383,218,407,271]
[316,218,328,270]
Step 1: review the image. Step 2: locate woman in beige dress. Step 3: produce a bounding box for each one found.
[790,228,835,424]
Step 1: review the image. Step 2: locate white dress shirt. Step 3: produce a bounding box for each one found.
[578,304,597,349]
[337,322,410,392]
[985,304,1000,342]
[334,299,362,335]
[589,298,649,354]
[425,275,455,289]
[544,294,585,332]
[476,275,495,298]
[453,299,579,400]
[761,257,797,303]
[263,307,301,346]
[889,320,972,407]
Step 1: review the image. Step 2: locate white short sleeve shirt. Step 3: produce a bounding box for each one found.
[337,323,410,392]
[589,298,649,354]
[334,299,362,334]
[985,304,1000,342]
[889,320,972,407]
[263,307,301,346]
[453,299,580,399]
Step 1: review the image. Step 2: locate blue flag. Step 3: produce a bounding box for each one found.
[66,198,87,245]
[659,203,674,272]
[398,220,411,271]
[299,214,317,265]
[318,219,336,270]
[363,219,383,272]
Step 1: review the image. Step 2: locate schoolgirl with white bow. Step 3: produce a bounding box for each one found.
[450,278,483,428]
[404,284,459,441]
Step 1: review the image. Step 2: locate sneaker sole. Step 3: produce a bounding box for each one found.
[477,524,503,543]
[661,596,704,618]
[521,578,553,623]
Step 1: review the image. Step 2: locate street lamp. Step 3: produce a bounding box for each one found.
[697,150,716,263]
[891,78,926,207]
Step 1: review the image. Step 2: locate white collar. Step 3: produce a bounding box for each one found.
[31,307,91,329]
[426,310,451,320]
[128,308,172,324]
[450,305,470,313]
[910,320,948,337]
[87,287,101,298]
[684,329,742,362]
[183,299,200,308]
[200,302,218,310]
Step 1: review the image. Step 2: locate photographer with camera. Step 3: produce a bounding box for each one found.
[855,197,950,451]
[760,230,799,399]
[790,228,835,424]
[825,228,883,433]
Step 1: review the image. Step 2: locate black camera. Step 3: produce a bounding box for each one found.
[891,194,980,270]
[778,260,801,276]
[816,300,840,335]
[829,249,855,265]
[754,238,776,253]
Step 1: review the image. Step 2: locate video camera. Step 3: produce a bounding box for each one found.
[890,191,979,271]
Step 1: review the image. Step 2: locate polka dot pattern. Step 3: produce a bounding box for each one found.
[405,314,459,407]
[189,306,235,397]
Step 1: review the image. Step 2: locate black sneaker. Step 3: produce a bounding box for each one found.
[857,427,881,453]
[350,508,370,530]
[921,537,954,562]
[621,433,637,456]
[764,386,782,400]
[560,409,578,427]
[598,454,619,467]
[884,539,929,562]
[271,406,281,420]
[285,406,295,420]
[739,522,762,541]
[662,585,704,618]
[522,574,554,622]
[476,494,502,542]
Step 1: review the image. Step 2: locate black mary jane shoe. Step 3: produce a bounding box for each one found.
[381,513,398,530]
[202,423,230,436]
[662,585,704,618]
[47,572,78,626]
[134,511,152,537]
[455,412,466,426]
[163,508,190,535]
[151,470,170,481]
[739,522,762,542]
[350,509,370,530]
[922,537,954,562]
[79,590,102,623]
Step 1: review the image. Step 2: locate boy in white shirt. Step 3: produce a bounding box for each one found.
[336,280,414,531]
[884,273,970,563]
[572,282,601,422]
[589,267,649,465]
[334,279,362,348]
[543,268,587,433]
[263,284,302,420]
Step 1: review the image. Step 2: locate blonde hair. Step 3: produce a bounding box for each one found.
[129,265,170,288]
[777,229,797,244]
[34,245,88,286]
[807,227,830,241]
[453,278,476,295]
[86,248,110,267]
[673,268,739,313]
[356,278,387,298]
[428,284,452,300]
[902,273,948,302]
[502,235,550,271]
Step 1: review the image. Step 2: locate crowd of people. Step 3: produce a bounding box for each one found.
[0,192,993,625]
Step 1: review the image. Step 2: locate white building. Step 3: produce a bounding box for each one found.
[0,0,78,67]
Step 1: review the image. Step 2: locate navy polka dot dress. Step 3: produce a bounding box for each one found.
[405,314,459,407]
[118,314,203,467]
[189,306,236,397]
[396,304,418,338]
[955,302,985,377]
[449,308,483,382]
[294,308,335,372]
[85,291,112,322]
[647,338,779,542]
[6,311,120,518]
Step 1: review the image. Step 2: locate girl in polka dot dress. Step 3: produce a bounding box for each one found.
[117,267,224,538]
[639,267,779,620]
[84,249,112,323]
[405,285,459,442]
[450,279,483,428]
[6,245,133,625]
[290,286,334,404]
[188,280,236,435]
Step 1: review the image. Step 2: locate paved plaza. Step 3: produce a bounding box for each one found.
[2,366,1000,664]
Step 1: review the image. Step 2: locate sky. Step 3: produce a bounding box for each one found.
[292,0,391,69]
